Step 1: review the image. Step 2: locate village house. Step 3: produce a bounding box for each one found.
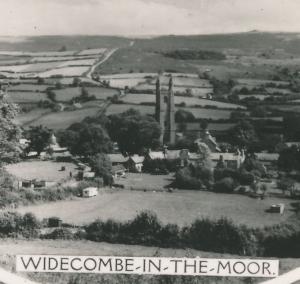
[108,153,129,166]
[211,150,245,170]
[255,152,279,169]
[127,155,145,172]
[112,164,127,179]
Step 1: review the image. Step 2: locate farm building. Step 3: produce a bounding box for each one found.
[108,153,129,166]
[18,179,56,189]
[255,152,279,169]
[82,187,98,198]
[211,150,245,170]
[112,164,127,179]
[284,142,300,148]
[128,155,145,172]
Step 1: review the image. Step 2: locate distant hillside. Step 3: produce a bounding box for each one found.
[0,35,131,52]
[133,32,300,54]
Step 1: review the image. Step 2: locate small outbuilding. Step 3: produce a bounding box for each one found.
[82,187,98,198]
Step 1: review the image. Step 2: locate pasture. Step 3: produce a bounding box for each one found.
[16,186,294,228]
[7,91,47,103]
[27,106,101,129]
[269,104,300,113]
[122,93,245,109]
[8,84,49,92]
[14,108,52,126]
[134,82,213,96]
[54,86,118,101]
[106,103,234,119]
[5,161,78,181]
[106,103,154,115]
[39,66,90,77]
[235,78,290,87]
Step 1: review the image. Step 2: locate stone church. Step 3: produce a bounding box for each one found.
[155,76,176,144]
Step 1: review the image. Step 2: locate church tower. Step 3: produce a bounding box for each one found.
[166,76,176,144]
[155,77,165,144]
[155,75,176,145]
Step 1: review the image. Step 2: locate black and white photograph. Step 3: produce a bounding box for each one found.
[0,0,300,283]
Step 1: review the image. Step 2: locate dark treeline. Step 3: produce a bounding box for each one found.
[2,210,300,258]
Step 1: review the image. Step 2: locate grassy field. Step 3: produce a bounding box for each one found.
[269,104,300,113]
[27,106,101,129]
[106,103,154,116]
[122,93,245,109]
[53,86,118,101]
[106,103,235,120]
[39,66,90,77]
[8,84,50,92]
[97,47,199,74]
[14,108,52,126]
[0,239,299,284]
[7,91,47,103]
[5,161,78,181]
[17,186,294,228]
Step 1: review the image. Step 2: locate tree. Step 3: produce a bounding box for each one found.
[0,97,22,164]
[107,109,161,154]
[72,77,81,87]
[228,120,258,148]
[46,90,56,102]
[251,106,268,117]
[175,109,195,123]
[37,77,45,84]
[278,146,300,171]
[55,81,63,90]
[283,114,300,140]
[277,178,295,195]
[88,153,113,186]
[59,45,67,52]
[58,122,112,157]
[26,126,52,156]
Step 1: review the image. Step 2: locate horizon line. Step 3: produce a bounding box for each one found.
[0,30,300,38]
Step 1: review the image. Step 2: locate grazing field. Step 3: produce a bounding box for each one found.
[134,82,213,96]
[7,91,47,103]
[39,66,90,77]
[265,88,292,95]
[77,48,107,55]
[86,86,119,100]
[97,47,199,74]
[53,87,82,101]
[58,58,98,67]
[106,103,234,119]
[235,78,290,86]
[54,86,118,101]
[106,103,154,115]
[106,78,149,88]
[14,108,52,126]
[269,104,300,113]
[5,161,78,181]
[28,107,101,129]
[238,94,270,100]
[181,107,233,119]
[8,84,49,92]
[16,187,294,228]
[122,93,245,109]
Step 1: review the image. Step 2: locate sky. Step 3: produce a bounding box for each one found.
[0,0,300,36]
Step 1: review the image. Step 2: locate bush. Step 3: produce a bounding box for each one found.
[213,177,236,193]
[175,167,203,190]
[184,218,257,255]
[0,212,40,238]
[42,228,75,240]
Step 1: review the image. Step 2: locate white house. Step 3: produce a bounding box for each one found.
[82,187,98,198]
